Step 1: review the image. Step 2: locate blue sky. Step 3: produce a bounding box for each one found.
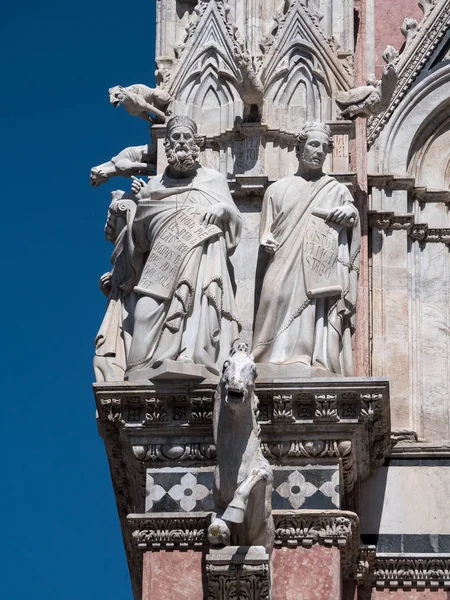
[0,2,157,598]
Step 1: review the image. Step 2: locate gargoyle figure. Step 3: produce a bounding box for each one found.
[108,84,172,123]
[336,45,399,119]
[208,344,274,553]
[401,17,419,44]
[90,144,157,187]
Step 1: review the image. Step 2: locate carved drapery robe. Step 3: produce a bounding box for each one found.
[94,202,138,382]
[252,174,360,376]
[127,165,242,376]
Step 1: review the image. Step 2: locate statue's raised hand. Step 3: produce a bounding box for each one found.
[326,204,356,227]
[130,176,148,200]
[201,203,230,227]
[260,233,279,254]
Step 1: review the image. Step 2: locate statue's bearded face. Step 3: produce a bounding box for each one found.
[165,126,200,172]
[298,131,329,171]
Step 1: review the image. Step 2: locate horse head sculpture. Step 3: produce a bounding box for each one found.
[208,343,274,553]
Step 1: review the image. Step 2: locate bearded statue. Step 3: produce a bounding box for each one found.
[124,115,242,381]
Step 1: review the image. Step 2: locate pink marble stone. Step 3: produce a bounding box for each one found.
[374,0,423,77]
[142,550,205,600]
[271,545,341,600]
[373,590,450,599]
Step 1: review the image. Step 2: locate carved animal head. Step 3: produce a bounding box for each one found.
[90,166,108,187]
[108,85,126,107]
[220,343,258,411]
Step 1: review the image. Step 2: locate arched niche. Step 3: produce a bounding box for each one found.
[174,49,243,136]
[374,64,450,178]
[408,110,450,189]
[263,43,332,130]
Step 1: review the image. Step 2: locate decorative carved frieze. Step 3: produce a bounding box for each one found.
[355,548,450,590]
[273,510,360,575]
[369,211,450,246]
[374,555,450,589]
[206,547,270,600]
[130,510,359,578]
[272,394,295,422]
[132,443,216,463]
[129,513,211,550]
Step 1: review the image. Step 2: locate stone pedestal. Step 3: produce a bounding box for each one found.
[95,377,389,599]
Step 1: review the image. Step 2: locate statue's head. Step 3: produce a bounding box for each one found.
[220,343,258,414]
[164,115,203,173]
[295,121,334,173]
[108,85,126,107]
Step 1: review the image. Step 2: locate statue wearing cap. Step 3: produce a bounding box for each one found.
[252,121,361,377]
[126,115,242,380]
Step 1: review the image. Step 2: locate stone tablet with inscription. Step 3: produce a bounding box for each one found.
[303,213,342,298]
[135,211,221,299]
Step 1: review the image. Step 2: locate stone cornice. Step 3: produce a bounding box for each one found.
[95,378,391,493]
[369,211,450,246]
[273,509,360,576]
[356,547,450,589]
[129,510,360,576]
[129,512,211,551]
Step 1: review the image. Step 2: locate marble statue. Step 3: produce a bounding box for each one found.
[336,46,399,119]
[252,121,360,377]
[94,191,138,382]
[108,84,172,123]
[90,143,156,187]
[208,344,274,553]
[126,115,242,379]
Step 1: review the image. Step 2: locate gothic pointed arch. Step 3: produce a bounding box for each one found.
[168,0,244,135]
[260,0,352,128]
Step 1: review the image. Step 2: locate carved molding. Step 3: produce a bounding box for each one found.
[369,211,450,246]
[132,442,216,463]
[129,510,359,578]
[355,548,450,590]
[206,548,270,600]
[272,510,360,575]
[262,439,356,494]
[206,563,270,600]
[129,513,211,550]
[368,0,450,146]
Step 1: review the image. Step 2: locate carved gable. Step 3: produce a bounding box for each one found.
[260,0,353,127]
[168,1,244,135]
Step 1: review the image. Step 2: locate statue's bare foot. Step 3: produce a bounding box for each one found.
[177,355,194,364]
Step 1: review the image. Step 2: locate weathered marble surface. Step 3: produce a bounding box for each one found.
[142,550,204,600]
[361,465,450,537]
[271,545,341,600]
